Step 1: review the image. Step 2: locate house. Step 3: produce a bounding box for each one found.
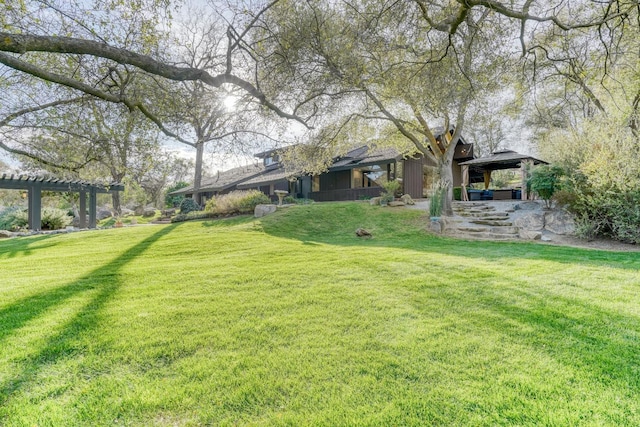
[169,163,265,203]
[175,136,475,203]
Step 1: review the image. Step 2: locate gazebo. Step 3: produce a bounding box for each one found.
[0,174,124,230]
[458,150,548,201]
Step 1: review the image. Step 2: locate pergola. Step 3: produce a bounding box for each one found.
[458,150,548,201]
[0,174,124,230]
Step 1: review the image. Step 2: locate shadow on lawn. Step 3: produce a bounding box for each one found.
[471,284,640,395]
[0,224,181,406]
[260,216,640,271]
[0,234,59,259]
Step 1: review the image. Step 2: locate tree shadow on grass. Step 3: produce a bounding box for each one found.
[0,224,181,407]
[260,214,640,272]
[467,283,640,396]
[0,234,59,259]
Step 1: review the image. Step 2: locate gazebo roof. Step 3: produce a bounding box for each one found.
[458,150,547,170]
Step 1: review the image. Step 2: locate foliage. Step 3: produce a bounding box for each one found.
[453,187,462,201]
[204,190,271,215]
[528,165,564,208]
[40,208,72,230]
[379,179,400,204]
[0,206,27,231]
[164,181,189,207]
[2,203,640,425]
[179,197,201,215]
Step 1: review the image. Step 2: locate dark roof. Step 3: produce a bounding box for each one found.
[0,174,123,193]
[330,146,401,171]
[458,150,547,170]
[170,163,264,195]
[237,167,294,188]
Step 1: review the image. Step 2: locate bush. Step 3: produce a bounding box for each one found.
[382,180,401,196]
[528,165,564,208]
[0,207,27,231]
[204,190,271,215]
[165,182,189,207]
[41,208,72,230]
[179,198,201,215]
[453,187,462,201]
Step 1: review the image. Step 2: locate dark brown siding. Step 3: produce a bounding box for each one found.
[403,156,424,198]
[320,170,352,191]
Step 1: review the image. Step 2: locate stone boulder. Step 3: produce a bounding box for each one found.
[254,204,277,218]
[513,212,545,231]
[0,230,14,239]
[400,194,415,205]
[515,201,542,211]
[519,229,542,240]
[97,209,113,220]
[545,210,576,235]
[369,197,381,206]
[142,208,157,217]
[120,208,134,217]
[388,201,406,207]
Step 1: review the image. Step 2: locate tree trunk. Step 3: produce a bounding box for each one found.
[437,149,456,216]
[111,191,122,216]
[193,141,204,206]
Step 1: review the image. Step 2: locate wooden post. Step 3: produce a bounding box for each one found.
[483,170,492,190]
[89,189,97,228]
[461,165,469,201]
[27,183,42,231]
[79,190,87,228]
[520,160,531,200]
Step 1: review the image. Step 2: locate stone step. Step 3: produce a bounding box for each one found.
[447,231,520,241]
[455,226,491,233]
[490,226,519,235]
[464,212,509,219]
[470,219,513,227]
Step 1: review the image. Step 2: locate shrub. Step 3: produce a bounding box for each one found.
[204,190,271,215]
[528,165,564,208]
[165,182,189,207]
[237,191,271,213]
[179,198,201,215]
[0,207,28,231]
[382,179,401,196]
[41,208,72,230]
[453,187,462,201]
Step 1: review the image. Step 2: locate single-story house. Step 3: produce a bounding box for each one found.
[169,163,265,203]
[175,134,476,202]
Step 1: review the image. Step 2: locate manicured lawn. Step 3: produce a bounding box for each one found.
[1,202,639,426]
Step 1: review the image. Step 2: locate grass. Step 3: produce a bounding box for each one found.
[1,202,639,426]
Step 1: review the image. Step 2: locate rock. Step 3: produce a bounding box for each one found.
[519,229,542,240]
[120,208,134,217]
[400,194,415,205]
[355,228,372,238]
[545,210,576,235]
[388,201,406,207]
[515,201,542,211]
[142,208,156,217]
[0,230,14,239]
[429,218,442,234]
[134,205,145,216]
[254,204,277,218]
[513,212,545,230]
[369,197,381,206]
[97,209,113,220]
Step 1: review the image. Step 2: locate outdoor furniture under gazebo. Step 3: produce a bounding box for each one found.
[0,174,124,231]
[458,150,548,201]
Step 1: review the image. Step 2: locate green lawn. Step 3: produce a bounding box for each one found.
[1,202,639,426]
